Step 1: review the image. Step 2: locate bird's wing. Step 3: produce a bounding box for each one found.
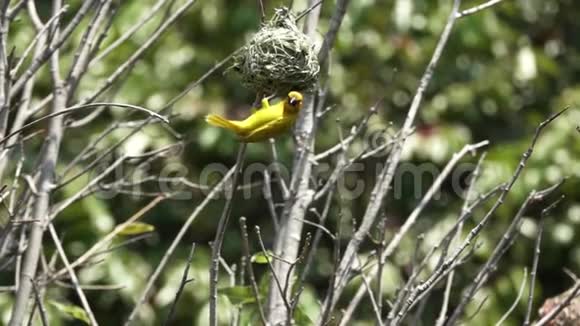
[250,98,271,114]
[241,101,285,129]
[241,116,293,142]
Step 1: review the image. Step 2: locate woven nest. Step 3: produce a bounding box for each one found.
[230,7,320,95]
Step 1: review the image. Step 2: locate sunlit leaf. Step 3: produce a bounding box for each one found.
[49,301,90,325]
[117,222,155,236]
[251,250,273,264]
[294,305,314,326]
[218,286,257,305]
[259,273,271,299]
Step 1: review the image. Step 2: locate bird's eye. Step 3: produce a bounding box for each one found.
[289,97,297,106]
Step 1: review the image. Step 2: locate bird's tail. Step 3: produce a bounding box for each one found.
[205,114,242,134]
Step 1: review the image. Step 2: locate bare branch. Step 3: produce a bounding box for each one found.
[7,0,26,20]
[9,1,70,321]
[255,226,292,316]
[263,170,280,230]
[163,243,196,326]
[30,279,48,326]
[384,141,488,262]
[66,0,115,98]
[10,5,69,76]
[209,144,246,326]
[320,1,464,317]
[524,218,545,326]
[48,224,99,325]
[239,217,268,325]
[356,256,383,325]
[124,167,235,325]
[81,0,198,104]
[50,196,164,281]
[94,0,170,63]
[267,0,351,320]
[330,140,487,321]
[456,0,506,18]
[317,0,350,67]
[257,0,266,22]
[495,268,527,326]
[436,153,487,326]
[10,0,97,97]
[0,102,169,146]
[524,196,564,325]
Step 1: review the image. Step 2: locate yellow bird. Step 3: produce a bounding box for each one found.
[205,91,304,143]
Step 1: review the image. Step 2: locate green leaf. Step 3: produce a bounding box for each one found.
[49,301,90,325]
[251,250,273,264]
[117,222,155,236]
[218,286,257,305]
[258,273,271,299]
[294,306,314,326]
[239,304,261,325]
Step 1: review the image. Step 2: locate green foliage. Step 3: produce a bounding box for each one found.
[49,301,91,325]
[250,250,274,264]
[117,222,156,236]
[2,0,580,325]
[218,286,257,305]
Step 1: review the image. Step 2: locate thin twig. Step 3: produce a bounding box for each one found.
[65,0,115,98]
[209,143,247,326]
[317,0,350,66]
[48,224,99,325]
[7,0,26,19]
[50,196,164,282]
[30,279,48,326]
[124,168,235,326]
[441,108,568,324]
[10,0,96,97]
[0,102,168,146]
[10,5,69,76]
[81,0,198,104]
[342,141,488,323]
[524,219,544,326]
[376,217,388,323]
[257,0,266,23]
[524,196,564,326]
[440,189,547,324]
[383,141,488,263]
[254,226,292,314]
[320,1,464,318]
[268,138,289,199]
[298,187,336,292]
[495,268,527,326]
[94,0,170,62]
[435,153,486,326]
[263,170,280,230]
[268,0,347,321]
[320,202,345,326]
[456,0,506,18]
[163,243,196,326]
[54,281,125,291]
[239,217,268,325]
[356,256,383,325]
[9,1,70,322]
[295,0,324,22]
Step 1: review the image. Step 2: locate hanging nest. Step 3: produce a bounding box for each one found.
[230,7,320,95]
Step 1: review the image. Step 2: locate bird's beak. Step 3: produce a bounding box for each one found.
[289,97,297,106]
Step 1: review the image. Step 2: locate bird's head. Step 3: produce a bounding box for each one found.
[284,91,303,114]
